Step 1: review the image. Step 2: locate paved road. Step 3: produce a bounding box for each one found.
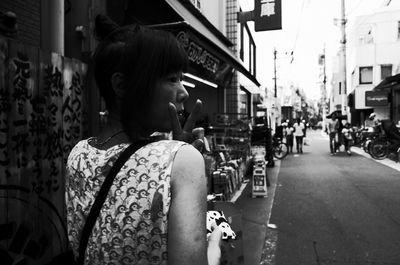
[267,130,400,265]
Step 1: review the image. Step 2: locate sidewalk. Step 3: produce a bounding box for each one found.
[351,146,400,172]
[230,160,281,265]
[320,130,400,172]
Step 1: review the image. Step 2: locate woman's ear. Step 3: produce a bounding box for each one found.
[111,72,125,99]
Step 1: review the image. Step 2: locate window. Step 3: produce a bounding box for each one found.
[359,66,373,84]
[381,64,392,80]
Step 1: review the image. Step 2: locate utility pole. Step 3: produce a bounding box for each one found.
[273,48,277,98]
[323,46,327,98]
[340,0,347,115]
[321,45,327,130]
[264,48,277,168]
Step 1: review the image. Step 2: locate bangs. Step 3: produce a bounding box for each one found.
[154,30,188,77]
[122,27,188,81]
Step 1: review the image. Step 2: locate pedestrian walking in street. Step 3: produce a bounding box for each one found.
[293,118,305,153]
[65,15,222,265]
[342,122,353,155]
[284,122,294,153]
[327,113,340,155]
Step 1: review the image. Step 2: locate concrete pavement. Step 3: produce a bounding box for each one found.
[230,160,281,265]
[230,130,400,265]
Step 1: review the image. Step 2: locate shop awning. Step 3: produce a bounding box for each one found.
[150,20,260,87]
[241,85,260,94]
[373,73,400,91]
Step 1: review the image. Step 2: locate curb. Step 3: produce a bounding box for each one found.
[230,159,281,265]
[351,146,400,172]
[320,131,400,172]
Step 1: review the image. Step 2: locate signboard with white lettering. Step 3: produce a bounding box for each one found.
[174,30,232,87]
[251,159,268,198]
[150,22,242,87]
[254,0,282,32]
[365,91,389,106]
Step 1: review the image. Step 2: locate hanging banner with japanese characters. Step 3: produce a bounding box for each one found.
[0,37,87,265]
[254,0,282,32]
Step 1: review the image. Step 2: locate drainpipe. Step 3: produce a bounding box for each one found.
[41,0,64,55]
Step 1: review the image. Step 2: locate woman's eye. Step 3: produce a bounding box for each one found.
[168,77,179,82]
[166,73,184,83]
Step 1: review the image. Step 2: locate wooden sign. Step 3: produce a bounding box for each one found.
[0,37,87,265]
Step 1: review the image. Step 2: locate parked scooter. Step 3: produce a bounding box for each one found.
[369,120,400,161]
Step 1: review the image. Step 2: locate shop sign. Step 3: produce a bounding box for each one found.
[254,0,282,32]
[176,31,220,74]
[365,91,389,106]
[251,160,268,198]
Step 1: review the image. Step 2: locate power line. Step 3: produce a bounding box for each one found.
[346,0,363,16]
[291,0,307,63]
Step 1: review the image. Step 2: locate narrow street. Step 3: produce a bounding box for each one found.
[264,129,400,265]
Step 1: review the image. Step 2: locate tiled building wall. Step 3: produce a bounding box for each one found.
[0,0,41,47]
[226,0,240,115]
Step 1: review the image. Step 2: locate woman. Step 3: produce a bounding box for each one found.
[65,15,221,265]
[284,122,294,153]
[293,118,305,153]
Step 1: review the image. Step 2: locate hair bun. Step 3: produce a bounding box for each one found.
[94,14,120,41]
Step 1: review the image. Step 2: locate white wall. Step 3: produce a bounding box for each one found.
[201,0,227,36]
[347,6,400,109]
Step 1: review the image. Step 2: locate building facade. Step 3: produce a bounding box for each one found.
[200,0,260,122]
[347,1,400,126]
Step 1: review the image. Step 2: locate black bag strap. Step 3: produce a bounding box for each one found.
[77,140,149,265]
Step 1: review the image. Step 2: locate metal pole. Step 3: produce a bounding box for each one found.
[274,48,277,98]
[265,49,277,167]
[340,0,347,114]
[322,45,327,130]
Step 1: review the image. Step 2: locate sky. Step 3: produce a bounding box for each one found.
[238,0,392,100]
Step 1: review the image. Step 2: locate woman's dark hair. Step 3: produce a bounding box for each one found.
[92,14,188,138]
[93,15,137,110]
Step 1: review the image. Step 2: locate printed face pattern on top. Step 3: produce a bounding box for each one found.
[65,139,186,265]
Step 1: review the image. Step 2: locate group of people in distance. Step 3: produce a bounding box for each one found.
[326,112,355,156]
[281,118,307,154]
[280,114,356,156]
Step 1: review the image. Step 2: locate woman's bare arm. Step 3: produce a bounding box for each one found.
[168,144,211,265]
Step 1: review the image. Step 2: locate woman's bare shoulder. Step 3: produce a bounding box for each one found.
[171,144,205,183]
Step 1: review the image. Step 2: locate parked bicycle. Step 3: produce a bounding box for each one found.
[352,126,367,146]
[272,136,288,159]
[368,120,400,161]
[361,131,380,155]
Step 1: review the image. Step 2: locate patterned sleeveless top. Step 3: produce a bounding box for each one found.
[65,139,187,265]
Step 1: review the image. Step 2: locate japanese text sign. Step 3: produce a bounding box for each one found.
[254,0,282,32]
